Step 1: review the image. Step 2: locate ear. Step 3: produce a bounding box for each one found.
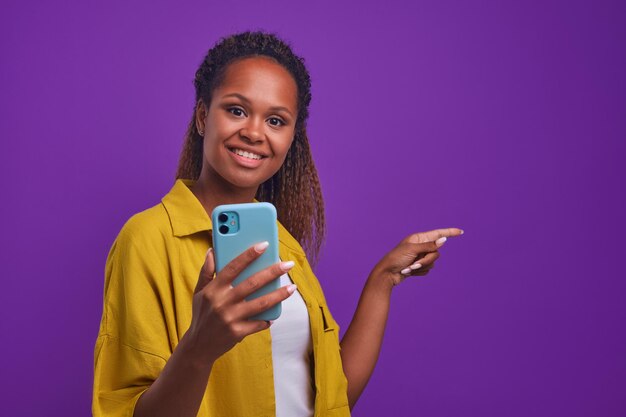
[195,99,208,135]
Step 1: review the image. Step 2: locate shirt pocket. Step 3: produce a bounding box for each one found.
[319,304,350,411]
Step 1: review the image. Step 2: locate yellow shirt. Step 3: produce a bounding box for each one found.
[93,179,350,417]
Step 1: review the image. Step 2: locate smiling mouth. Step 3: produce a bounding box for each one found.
[227,147,266,160]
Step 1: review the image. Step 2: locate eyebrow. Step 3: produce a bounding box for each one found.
[221,93,294,117]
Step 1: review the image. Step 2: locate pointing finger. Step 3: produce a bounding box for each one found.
[404,227,464,244]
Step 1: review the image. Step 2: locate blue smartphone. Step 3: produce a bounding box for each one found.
[211,202,281,321]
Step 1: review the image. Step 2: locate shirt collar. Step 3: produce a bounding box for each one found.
[162,179,213,237]
[161,179,306,256]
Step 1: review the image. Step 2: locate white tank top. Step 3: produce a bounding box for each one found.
[270,272,315,417]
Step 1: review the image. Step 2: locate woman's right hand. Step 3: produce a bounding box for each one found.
[185,242,296,364]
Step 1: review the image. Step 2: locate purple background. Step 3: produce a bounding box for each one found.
[2,0,625,416]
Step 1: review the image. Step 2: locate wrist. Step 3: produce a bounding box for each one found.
[178,330,217,371]
[366,266,395,296]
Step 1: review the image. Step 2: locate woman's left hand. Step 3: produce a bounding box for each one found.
[370,227,463,290]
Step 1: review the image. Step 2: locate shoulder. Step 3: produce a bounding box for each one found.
[111,202,173,256]
[123,202,170,236]
[104,202,175,291]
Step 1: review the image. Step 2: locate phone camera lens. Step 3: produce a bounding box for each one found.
[219,225,229,234]
[218,213,229,223]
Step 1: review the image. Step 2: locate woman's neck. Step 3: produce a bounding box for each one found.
[190,169,258,218]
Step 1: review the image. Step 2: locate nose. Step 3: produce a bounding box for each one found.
[239,117,264,143]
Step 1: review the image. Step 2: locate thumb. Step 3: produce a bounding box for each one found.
[195,247,215,294]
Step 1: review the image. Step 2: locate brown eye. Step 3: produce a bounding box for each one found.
[268,117,285,127]
[228,107,245,117]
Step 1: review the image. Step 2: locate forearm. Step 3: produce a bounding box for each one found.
[340,272,393,409]
[134,332,215,417]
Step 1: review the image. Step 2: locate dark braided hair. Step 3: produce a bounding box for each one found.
[176,31,325,266]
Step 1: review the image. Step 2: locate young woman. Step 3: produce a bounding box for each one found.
[93,31,462,417]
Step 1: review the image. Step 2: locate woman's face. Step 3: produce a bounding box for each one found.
[197,56,298,191]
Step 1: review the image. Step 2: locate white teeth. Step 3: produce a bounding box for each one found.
[232,148,262,160]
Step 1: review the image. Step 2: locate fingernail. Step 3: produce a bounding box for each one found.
[460,229,464,235]
[435,237,447,247]
[410,262,422,270]
[400,268,411,274]
[269,320,275,326]
[287,284,297,294]
[207,247,212,255]
[254,241,269,252]
[280,261,295,271]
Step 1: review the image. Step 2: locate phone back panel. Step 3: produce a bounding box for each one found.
[211,202,281,321]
